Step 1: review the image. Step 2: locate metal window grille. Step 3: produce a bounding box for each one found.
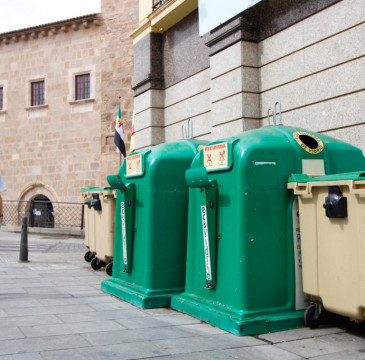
[31,81,45,106]
[75,74,90,100]
[3,200,85,230]
[0,87,3,110]
[152,0,170,10]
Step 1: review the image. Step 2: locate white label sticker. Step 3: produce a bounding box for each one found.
[254,162,276,166]
[302,159,325,176]
[121,201,127,265]
[201,205,212,281]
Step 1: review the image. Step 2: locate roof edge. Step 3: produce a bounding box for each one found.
[0,13,101,37]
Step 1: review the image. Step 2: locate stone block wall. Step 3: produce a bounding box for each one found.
[164,69,211,142]
[132,0,364,155]
[0,16,102,203]
[100,0,138,182]
[0,0,139,205]
[259,0,365,151]
[209,41,261,140]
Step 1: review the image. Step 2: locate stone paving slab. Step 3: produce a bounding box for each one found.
[20,319,125,338]
[0,353,44,360]
[320,332,365,351]
[40,341,169,360]
[1,229,365,359]
[0,314,63,328]
[258,326,345,343]
[275,337,345,358]
[151,333,265,354]
[0,334,90,356]
[310,350,365,360]
[137,345,303,360]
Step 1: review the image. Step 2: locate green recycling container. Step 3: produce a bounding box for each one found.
[171,126,365,335]
[101,140,207,308]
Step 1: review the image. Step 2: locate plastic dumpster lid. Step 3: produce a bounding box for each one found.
[81,186,101,193]
[288,171,365,184]
[288,171,365,197]
[81,186,113,193]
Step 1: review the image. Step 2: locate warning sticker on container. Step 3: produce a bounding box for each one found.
[203,142,228,171]
[121,201,127,265]
[201,205,212,281]
[126,153,143,177]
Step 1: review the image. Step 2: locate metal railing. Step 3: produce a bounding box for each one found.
[3,200,84,230]
[152,0,171,11]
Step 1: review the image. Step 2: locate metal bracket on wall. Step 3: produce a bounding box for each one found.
[267,101,283,126]
[181,118,193,139]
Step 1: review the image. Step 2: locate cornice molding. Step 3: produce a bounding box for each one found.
[0,14,101,46]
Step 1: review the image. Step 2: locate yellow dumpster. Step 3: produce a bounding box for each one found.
[81,187,116,275]
[288,172,365,327]
[81,187,99,263]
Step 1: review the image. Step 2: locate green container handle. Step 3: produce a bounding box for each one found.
[107,174,127,190]
[185,167,209,188]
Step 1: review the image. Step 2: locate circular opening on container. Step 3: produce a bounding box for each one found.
[298,134,318,149]
[293,131,324,154]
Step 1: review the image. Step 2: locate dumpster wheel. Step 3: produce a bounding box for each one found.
[304,303,323,329]
[106,262,113,276]
[84,250,95,263]
[91,257,106,271]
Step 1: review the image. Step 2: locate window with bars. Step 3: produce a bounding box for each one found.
[75,74,90,100]
[0,87,3,110]
[31,81,45,106]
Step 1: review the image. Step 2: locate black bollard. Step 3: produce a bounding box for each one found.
[19,217,29,262]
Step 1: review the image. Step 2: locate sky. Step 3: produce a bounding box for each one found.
[0,0,101,34]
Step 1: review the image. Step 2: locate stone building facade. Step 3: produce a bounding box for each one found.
[0,0,138,205]
[132,0,365,153]
[1,0,364,220]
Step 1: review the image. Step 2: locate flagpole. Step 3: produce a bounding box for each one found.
[130,113,135,154]
[114,96,126,166]
[118,96,122,167]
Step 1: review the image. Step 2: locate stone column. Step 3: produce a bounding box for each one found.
[100,0,139,180]
[209,40,260,140]
[133,32,165,149]
[203,0,342,140]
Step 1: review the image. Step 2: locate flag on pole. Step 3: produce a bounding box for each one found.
[130,113,135,153]
[114,103,126,157]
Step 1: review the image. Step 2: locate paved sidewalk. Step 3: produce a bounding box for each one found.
[1,229,365,359]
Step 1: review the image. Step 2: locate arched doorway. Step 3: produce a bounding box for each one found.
[29,194,55,228]
[17,182,58,227]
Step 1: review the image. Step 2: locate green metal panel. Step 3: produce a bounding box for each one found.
[171,126,365,335]
[101,140,207,308]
